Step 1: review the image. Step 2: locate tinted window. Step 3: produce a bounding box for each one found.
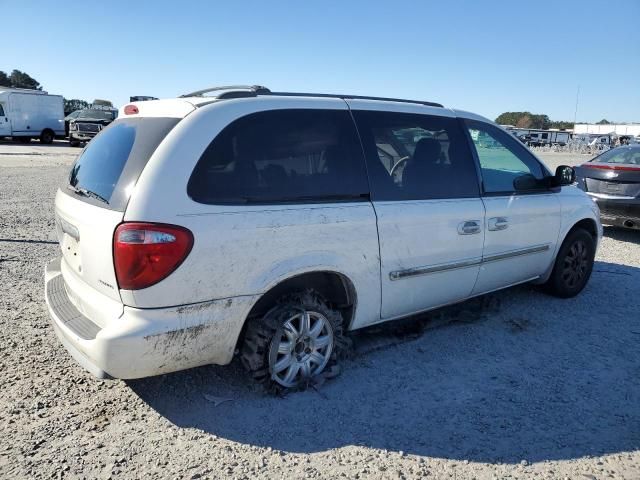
[0,104,4,116]
[188,109,369,204]
[352,110,479,200]
[466,120,546,194]
[67,117,179,211]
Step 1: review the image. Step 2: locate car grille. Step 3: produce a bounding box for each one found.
[76,123,101,133]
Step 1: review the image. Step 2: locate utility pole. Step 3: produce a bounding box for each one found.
[573,85,580,127]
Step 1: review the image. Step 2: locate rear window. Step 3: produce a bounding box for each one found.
[187,109,369,204]
[66,117,179,211]
[592,146,640,165]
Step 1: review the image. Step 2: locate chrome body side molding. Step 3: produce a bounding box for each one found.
[390,244,551,281]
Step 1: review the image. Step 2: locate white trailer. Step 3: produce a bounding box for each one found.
[507,128,571,147]
[0,88,64,143]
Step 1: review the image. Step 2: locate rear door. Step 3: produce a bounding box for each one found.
[0,101,10,136]
[56,117,180,318]
[350,104,484,320]
[464,119,561,295]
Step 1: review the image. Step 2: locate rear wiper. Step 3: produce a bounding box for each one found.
[67,185,109,204]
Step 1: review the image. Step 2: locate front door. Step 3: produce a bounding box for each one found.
[0,103,11,136]
[350,104,484,321]
[464,120,561,295]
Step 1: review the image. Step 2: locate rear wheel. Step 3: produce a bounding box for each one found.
[241,290,347,393]
[39,129,54,144]
[543,228,595,298]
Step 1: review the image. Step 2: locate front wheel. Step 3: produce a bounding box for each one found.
[241,290,347,393]
[543,228,595,298]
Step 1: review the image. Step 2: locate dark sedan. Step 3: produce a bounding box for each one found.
[575,145,640,230]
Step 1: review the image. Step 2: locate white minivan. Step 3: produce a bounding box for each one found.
[45,86,602,391]
[0,88,64,143]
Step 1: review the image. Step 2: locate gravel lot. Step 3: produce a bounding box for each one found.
[1,142,639,479]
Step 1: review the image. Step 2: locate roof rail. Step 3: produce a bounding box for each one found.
[179,85,271,98]
[179,85,443,108]
[265,92,444,108]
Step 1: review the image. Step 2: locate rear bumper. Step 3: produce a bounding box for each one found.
[587,193,640,229]
[44,258,258,379]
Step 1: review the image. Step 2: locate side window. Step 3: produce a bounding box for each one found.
[352,110,479,201]
[0,104,4,117]
[188,109,369,204]
[466,120,546,194]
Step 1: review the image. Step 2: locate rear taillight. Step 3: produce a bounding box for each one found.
[113,222,193,290]
[124,104,139,115]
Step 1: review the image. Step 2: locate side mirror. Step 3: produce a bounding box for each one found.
[553,165,576,186]
[513,173,540,191]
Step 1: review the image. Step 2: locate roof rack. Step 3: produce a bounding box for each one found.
[179,85,271,99]
[266,92,444,108]
[179,85,443,108]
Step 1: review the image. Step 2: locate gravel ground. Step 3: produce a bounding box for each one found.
[1,142,639,479]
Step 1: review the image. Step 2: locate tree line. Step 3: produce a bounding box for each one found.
[495,112,613,130]
[1,69,90,115]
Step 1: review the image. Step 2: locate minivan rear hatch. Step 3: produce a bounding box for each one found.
[56,117,180,321]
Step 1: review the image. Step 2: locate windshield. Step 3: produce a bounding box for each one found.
[65,110,82,121]
[592,146,640,165]
[67,117,179,211]
[76,109,117,121]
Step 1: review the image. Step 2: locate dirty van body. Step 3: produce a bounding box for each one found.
[45,86,601,391]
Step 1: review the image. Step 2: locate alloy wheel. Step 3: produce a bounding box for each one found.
[561,240,589,288]
[269,310,334,388]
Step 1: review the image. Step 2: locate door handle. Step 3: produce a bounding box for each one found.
[458,220,481,235]
[488,217,509,231]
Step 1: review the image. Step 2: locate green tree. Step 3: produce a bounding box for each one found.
[63,98,90,116]
[596,119,611,125]
[515,114,532,128]
[0,71,10,87]
[496,112,528,126]
[496,111,569,130]
[529,114,551,129]
[8,69,42,90]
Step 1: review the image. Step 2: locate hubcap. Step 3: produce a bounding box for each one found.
[269,310,334,388]
[561,240,589,288]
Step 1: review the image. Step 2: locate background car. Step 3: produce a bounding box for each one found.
[575,144,640,229]
[64,110,82,137]
[68,107,118,147]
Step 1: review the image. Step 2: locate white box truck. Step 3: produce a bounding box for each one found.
[0,88,64,144]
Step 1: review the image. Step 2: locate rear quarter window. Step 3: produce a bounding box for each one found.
[187,109,369,204]
[66,117,179,211]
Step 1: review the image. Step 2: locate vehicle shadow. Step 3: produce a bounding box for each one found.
[128,260,640,463]
[604,226,640,244]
